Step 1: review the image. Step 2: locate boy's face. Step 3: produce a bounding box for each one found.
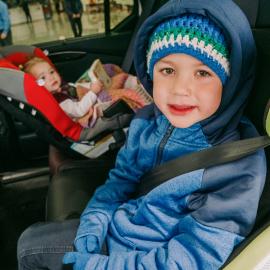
[30,61,61,93]
[153,53,223,128]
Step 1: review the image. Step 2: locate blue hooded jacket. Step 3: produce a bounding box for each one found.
[69,0,267,269]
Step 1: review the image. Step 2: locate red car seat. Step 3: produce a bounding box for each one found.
[0,45,133,164]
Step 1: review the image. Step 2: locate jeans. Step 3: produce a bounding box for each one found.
[17,219,79,270]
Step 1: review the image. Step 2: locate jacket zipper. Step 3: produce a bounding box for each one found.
[155,124,174,165]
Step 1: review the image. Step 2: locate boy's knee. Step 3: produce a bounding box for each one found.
[17,222,68,270]
[17,225,38,269]
[17,223,39,259]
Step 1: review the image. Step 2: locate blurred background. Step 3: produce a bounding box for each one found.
[4,0,133,45]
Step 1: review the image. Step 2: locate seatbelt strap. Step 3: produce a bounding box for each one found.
[136,135,270,197]
[121,0,156,73]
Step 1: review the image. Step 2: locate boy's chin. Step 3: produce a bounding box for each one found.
[168,118,197,129]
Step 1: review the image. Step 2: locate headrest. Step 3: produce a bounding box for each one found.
[0,45,53,68]
[256,1,270,27]
[234,0,270,28]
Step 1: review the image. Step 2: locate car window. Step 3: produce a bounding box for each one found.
[110,0,134,29]
[9,0,134,45]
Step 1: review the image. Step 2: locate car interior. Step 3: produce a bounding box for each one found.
[0,0,269,269]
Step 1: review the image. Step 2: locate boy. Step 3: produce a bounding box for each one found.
[17,0,266,269]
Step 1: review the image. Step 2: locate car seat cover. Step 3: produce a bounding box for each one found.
[0,46,84,141]
[0,45,133,143]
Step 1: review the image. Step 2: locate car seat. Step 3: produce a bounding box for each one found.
[0,45,133,173]
[0,1,160,175]
[221,0,270,268]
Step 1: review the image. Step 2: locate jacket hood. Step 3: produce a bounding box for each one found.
[134,0,256,144]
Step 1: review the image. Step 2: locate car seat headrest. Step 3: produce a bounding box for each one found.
[0,45,53,68]
[256,0,270,27]
[233,0,259,27]
[234,0,270,28]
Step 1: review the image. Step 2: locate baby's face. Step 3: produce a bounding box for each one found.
[153,53,222,128]
[30,61,61,93]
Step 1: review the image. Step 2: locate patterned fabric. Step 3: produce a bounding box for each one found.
[53,83,77,103]
[147,14,230,84]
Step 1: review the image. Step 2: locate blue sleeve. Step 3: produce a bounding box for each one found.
[1,3,10,34]
[75,121,144,250]
[83,216,243,270]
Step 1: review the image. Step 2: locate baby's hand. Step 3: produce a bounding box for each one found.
[110,73,128,90]
[76,85,90,100]
[91,81,103,94]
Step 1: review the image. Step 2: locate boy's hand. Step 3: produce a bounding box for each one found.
[75,234,100,253]
[63,252,90,270]
[110,73,128,90]
[91,81,103,94]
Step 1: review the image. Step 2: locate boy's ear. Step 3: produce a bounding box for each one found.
[264,99,270,136]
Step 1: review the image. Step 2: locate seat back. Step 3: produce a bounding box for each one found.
[222,0,270,268]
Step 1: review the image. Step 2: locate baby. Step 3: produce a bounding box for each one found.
[24,57,148,127]
[23,57,104,121]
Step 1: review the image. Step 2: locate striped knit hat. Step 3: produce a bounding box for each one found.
[147,14,230,85]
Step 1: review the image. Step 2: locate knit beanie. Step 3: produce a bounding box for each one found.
[147,14,230,85]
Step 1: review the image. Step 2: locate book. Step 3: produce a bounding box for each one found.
[71,60,153,157]
[71,59,153,158]
[75,59,153,112]
[88,59,112,89]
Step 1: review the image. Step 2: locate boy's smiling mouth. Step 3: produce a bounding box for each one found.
[168,104,197,115]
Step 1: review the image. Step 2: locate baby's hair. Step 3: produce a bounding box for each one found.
[23,57,49,74]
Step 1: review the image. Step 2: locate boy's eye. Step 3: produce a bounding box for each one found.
[196,70,211,77]
[50,70,55,74]
[160,67,175,75]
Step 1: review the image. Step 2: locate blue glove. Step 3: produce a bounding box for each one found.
[75,234,100,253]
[63,252,90,270]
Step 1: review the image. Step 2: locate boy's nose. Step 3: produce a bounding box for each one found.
[170,75,192,96]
